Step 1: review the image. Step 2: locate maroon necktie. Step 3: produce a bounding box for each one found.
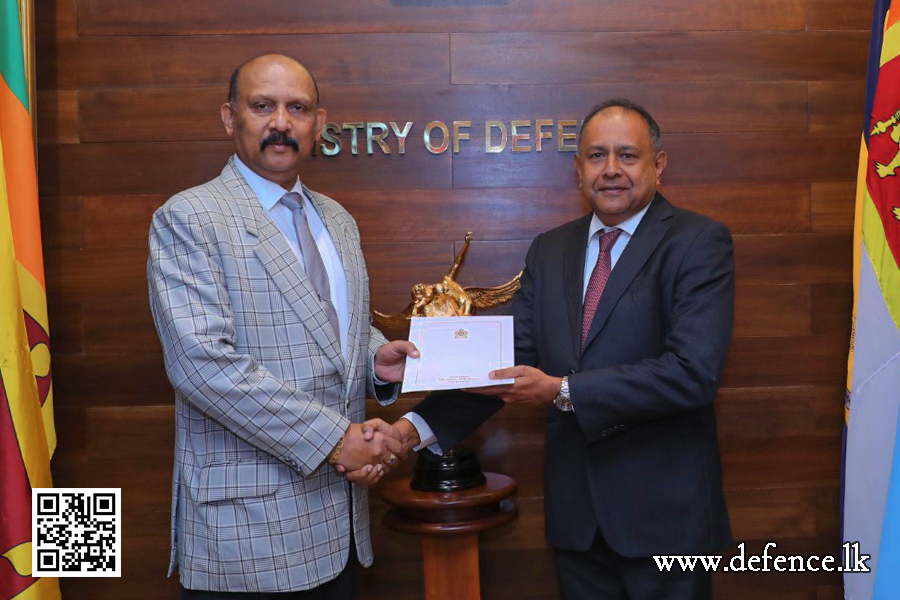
[581,228,622,348]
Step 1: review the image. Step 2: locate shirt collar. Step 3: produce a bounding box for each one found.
[233,154,305,210]
[587,199,654,244]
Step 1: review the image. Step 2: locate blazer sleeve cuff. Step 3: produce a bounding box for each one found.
[367,351,399,405]
[293,411,351,476]
[569,372,627,443]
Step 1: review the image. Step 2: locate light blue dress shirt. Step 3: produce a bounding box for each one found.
[582,201,652,300]
[234,155,350,358]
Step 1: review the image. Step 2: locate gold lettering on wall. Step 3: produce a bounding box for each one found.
[316,119,581,156]
[320,122,342,156]
[510,120,531,152]
[535,119,553,152]
[390,121,413,155]
[424,121,450,154]
[558,120,578,152]
[453,120,471,154]
[367,122,391,155]
[342,122,364,155]
[485,121,508,153]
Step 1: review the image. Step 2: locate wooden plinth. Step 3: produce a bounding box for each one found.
[381,473,517,600]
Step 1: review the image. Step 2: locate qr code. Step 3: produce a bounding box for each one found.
[32,488,121,577]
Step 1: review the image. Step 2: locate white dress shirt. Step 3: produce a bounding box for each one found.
[234,155,350,358]
[406,201,655,452]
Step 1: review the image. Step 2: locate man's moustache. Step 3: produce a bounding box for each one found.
[260,133,300,151]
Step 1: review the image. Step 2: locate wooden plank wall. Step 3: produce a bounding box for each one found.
[34,0,869,598]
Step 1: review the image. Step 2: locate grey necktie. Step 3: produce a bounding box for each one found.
[280,192,341,341]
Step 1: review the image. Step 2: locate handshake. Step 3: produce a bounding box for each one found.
[323,339,424,485]
[328,417,422,486]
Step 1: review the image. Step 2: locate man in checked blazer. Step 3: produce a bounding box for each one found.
[390,100,734,599]
[148,54,417,599]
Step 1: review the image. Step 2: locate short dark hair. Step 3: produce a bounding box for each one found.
[577,98,662,154]
[228,57,321,109]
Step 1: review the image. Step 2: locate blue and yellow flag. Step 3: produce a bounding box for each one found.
[843,0,900,597]
[0,0,59,598]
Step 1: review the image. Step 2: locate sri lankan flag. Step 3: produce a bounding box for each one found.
[0,0,59,598]
[843,0,900,597]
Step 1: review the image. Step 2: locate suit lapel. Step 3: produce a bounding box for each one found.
[582,194,673,352]
[305,187,365,385]
[222,161,346,377]
[565,215,592,360]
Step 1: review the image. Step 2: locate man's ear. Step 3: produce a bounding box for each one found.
[573,153,583,187]
[314,107,327,143]
[655,150,668,183]
[221,103,235,138]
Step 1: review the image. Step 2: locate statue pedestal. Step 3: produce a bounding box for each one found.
[381,473,518,600]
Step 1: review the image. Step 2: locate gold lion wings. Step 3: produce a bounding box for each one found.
[372,232,522,334]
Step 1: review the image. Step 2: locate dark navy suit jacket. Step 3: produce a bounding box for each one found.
[414,193,734,557]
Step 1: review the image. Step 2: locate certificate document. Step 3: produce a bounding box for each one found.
[402,316,515,393]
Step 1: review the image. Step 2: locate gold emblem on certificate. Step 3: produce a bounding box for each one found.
[403,316,513,393]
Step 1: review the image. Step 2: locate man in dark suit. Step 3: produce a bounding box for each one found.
[384,99,734,599]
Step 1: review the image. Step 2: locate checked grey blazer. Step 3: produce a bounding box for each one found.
[148,157,393,593]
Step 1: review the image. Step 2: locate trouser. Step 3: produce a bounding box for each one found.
[554,529,713,600]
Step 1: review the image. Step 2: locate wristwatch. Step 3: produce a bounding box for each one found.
[553,376,573,412]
